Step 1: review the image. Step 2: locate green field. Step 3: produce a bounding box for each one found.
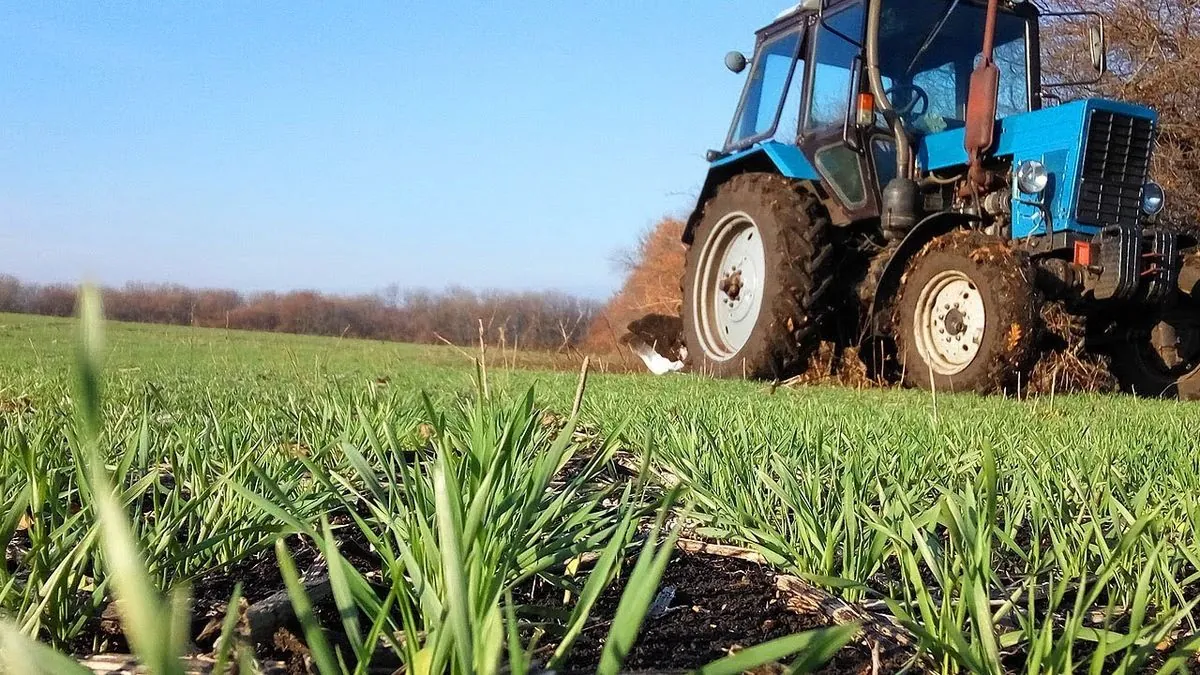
[4,310,1200,673]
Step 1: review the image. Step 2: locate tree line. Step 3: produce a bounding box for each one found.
[0,275,601,350]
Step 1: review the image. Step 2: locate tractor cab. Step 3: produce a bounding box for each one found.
[727,0,1034,147]
[717,0,1040,222]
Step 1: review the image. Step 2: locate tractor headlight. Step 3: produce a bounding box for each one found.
[1015,160,1049,194]
[1141,181,1166,215]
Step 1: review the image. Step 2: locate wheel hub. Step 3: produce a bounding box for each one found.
[913,271,986,376]
[691,212,766,361]
[944,308,967,337]
[1151,321,1184,370]
[720,269,744,301]
[1138,317,1200,377]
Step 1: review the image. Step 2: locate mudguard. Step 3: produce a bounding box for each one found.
[867,211,979,336]
[682,141,820,245]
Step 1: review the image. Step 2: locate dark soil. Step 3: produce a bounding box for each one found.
[553,552,908,674]
[68,511,912,673]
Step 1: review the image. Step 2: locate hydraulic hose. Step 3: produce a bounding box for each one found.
[865,0,912,180]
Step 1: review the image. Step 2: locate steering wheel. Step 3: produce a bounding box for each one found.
[884,84,930,118]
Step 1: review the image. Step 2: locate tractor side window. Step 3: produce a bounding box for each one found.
[727,31,804,148]
[815,143,867,207]
[992,38,1029,118]
[806,3,865,131]
[878,0,1031,135]
[871,136,898,187]
[775,45,810,145]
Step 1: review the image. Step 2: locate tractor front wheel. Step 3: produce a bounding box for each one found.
[682,173,832,379]
[896,231,1039,394]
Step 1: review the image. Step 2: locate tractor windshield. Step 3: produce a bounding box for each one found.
[878,0,1031,134]
[726,28,806,149]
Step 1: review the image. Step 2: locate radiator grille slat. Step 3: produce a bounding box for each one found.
[1075,110,1155,228]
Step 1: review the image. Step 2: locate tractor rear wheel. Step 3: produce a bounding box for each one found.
[1107,307,1200,400]
[896,231,1039,394]
[682,173,832,379]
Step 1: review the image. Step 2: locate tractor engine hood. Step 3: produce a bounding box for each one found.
[917,98,1159,238]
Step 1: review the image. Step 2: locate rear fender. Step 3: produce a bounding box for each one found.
[868,211,980,336]
[682,142,820,245]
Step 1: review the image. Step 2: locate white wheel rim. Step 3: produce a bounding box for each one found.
[691,212,767,362]
[913,270,986,376]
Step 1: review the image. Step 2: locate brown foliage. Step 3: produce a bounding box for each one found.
[784,343,881,389]
[29,285,78,317]
[0,277,600,351]
[584,218,686,353]
[1027,302,1118,395]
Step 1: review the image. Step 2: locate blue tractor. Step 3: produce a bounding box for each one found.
[681,0,1200,396]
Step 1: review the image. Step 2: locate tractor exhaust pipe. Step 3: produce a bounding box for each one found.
[866,0,917,240]
[963,0,1001,191]
[865,0,910,181]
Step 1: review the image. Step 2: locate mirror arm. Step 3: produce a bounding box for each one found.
[842,55,866,154]
[1096,16,1108,75]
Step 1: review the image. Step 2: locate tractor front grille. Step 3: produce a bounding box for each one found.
[1075,110,1155,229]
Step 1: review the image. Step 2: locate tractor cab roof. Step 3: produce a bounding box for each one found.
[757,0,1036,38]
[774,0,819,21]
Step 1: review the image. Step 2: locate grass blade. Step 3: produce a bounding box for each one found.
[276,539,340,675]
[695,624,858,675]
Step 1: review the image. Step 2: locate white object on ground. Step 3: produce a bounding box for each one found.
[630,340,684,375]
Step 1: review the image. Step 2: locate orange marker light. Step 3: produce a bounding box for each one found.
[857,92,875,127]
[1074,241,1093,267]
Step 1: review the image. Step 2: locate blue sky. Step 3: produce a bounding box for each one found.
[0,2,788,299]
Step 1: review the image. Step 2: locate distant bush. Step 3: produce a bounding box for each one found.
[583,218,685,353]
[0,274,600,351]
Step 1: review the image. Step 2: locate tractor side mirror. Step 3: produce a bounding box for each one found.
[1089,21,1108,74]
[724,51,748,74]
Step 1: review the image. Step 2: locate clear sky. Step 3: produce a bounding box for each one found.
[0,2,788,300]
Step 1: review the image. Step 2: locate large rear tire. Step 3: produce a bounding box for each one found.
[896,231,1039,394]
[1108,307,1200,400]
[682,173,832,379]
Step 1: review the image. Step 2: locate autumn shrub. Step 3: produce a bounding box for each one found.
[583,218,686,354]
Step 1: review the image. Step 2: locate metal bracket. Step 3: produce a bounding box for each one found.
[1144,229,1179,303]
[1090,224,1141,301]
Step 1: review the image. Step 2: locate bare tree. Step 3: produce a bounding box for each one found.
[1042,0,1200,230]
